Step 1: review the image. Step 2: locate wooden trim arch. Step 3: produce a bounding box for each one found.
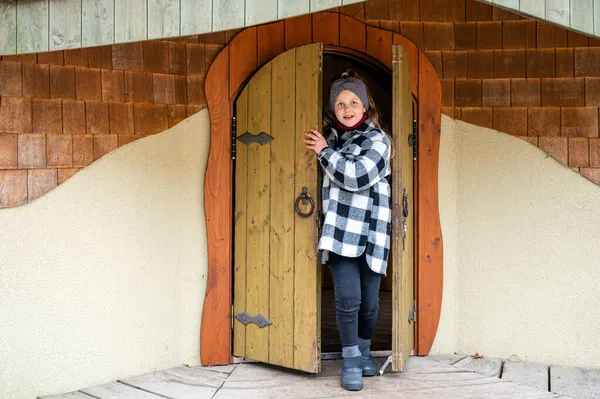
[201,12,443,366]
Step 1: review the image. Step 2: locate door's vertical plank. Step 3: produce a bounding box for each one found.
[0,1,17,55]
[269,49,296,368]
[310,0,342,12]
[82,0,115,47]
[181,0,212,35]
[49,0,82,51]
[391,44,414,372]
[213,0,245,32]
[393,33,419,97]
[417,51,443,356]
[278,0,310,19]
[115,0,148,43]
[245,63,272,363]
[293,43,321,373]
[246,0,277,27]
[570,0,594,33]
[546,0,570,26]
[148,0,181,40]
[520,0,545,18]
[201,46,232,366]
[17,0,49,54]
[233,87,249,358]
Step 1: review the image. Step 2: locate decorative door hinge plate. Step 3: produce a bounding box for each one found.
[234,312,272,328]
[237,132,274,146]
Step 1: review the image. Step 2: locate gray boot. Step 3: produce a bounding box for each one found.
[358,337,377,376]
[341,346,363,391]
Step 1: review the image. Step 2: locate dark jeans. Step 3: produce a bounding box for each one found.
[328,252,382,348]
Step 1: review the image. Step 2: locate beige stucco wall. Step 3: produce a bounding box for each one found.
[431,115,600,369]
[0,110,210,399]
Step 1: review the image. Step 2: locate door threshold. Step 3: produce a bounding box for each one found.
[321,350,392,360]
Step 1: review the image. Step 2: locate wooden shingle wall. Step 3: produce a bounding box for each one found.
[2,0,600,207]
[477,0,600,39]
[0,32,232,207]
[341,0,600,185]
[0,0,365,56]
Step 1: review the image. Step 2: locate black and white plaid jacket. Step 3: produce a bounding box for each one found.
[317,119,392,275]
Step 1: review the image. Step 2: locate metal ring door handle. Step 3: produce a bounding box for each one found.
[295,187,314,217]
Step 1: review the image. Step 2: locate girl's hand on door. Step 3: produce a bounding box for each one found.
[304,129,328,155]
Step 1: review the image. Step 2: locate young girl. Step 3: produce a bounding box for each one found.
[304,70,392,391]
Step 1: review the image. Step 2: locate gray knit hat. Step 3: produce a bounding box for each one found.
[329,76,370,112]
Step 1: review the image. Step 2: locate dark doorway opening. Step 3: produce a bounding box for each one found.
[320,52,394,354]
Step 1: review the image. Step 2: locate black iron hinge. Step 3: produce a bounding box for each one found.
[231,116,237,160]
[408,119,418,161]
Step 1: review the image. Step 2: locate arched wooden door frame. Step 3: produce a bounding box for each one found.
[201,12,442,366]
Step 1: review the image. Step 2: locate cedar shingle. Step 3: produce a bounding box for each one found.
[574,48,600,77]
[87,46,113,69]
[168,105,187,127]
[423,23,455,51]
[134,104,168,135]
[541,78,585,107]
[0,61,22,97]
[187,75,206,106]
[443,51,467,79]
[528,107,560,136]
[153,74,177,105]
[455,79,482,107]
[400,22,424,49]
[526,49,555,78]
[22,64,50,98]
[47,135,72,167]
[85,101,110,135]
[109,102,135,135]
[50,65,75,99]
[72,135,93,167]
[28,169,57,201]
[425,51,443,78]
[493,107,527,136]
[466,0,492,21]
[492,7,520,21]
[537,22,567,48]
[568,31,589,48]
[0,170,27,207]
[75,67,102,101]
[64,49,88,67]
[539,137,568,164]
[460,107,492,128]
[93,135,118,160]
[586,78,600,106]
[482,79,510,107]
[455,23,477,50]
[467,50,494,79]
[18,134,46,168]
[174,75,187,105]
[590,138,600,167]
[124,71,154,103]
[442,79,454,106]
[0,134,18,168]
[503,20,536,49]
[32,99,62,135]
[568,137,590,167]
[477,22,502,49]
[494,50,526,78]
[57,168,78,184]
[143,41,169,74]
[511,78,540,107]
[37,51,64,65]
[113,43,144,71]
[62,100,86,135]
[556,48,574,77]
[101,70,125,102]
[580,168,600,184]
[169,42,187,75]
[0,97,32,133]
[561,107,599,137]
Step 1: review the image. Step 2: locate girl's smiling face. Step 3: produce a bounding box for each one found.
[334,90,367,127]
